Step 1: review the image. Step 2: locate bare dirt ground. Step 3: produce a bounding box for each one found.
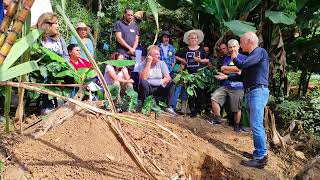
[0,112,304,179]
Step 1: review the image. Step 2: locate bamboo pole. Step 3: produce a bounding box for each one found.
[0,81,113,115]
[102,116,157,180]
[0,0,19,47]
[15,11,32,134]
[22,82,88,87]
[0,0,35,64]
[4,85,12,133]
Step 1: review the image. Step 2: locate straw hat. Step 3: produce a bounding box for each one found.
[183,29,204,45]
[134,11,144,20]
[76,22,88,29]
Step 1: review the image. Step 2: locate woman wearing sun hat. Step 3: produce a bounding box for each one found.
[176,29,213,117]
[69,22,94,59]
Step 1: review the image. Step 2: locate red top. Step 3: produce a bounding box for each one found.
[70,58,91,70]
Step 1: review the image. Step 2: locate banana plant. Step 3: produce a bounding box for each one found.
[98,60,136,67]
[148,0,159,45]
[0,29,42,133]
[158,0,261,35]
[0,29,42,81]
[202,0,262,35]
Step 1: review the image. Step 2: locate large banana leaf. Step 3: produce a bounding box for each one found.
[224,20,256,36]
[265,10,296,25]
[148,0,159,45]
[37,45,70,67]
[158,0,184,10]
[0,29,42,71]
[296,0,310,12]
[98,60,136,67]
[203,0,262,21]
[240,0,262,16]
[286,35,320,50]
[203,0,224,22]
[0,61,39,81]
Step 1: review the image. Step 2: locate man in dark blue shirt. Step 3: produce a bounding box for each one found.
[235,32,269,168]
[210,39,246,133]
[113,8,139,58]
[215,32,269,168]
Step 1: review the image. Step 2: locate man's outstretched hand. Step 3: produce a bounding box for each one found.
[214,72,228,80]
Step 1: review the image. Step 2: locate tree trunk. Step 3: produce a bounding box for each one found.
[283,74,288,96]
[303,72,312,96]
[297,68,306,97]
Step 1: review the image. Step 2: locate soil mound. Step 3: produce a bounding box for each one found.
[2,113,303,179]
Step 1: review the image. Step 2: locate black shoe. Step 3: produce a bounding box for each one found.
[117,107,123,113]
[241,155,268,169]
[242,152,254,159]
[234,123,240,132]
[210,115,222,124]
[190,111,197,118]
[190,113,197,118]
[240,126,249,133]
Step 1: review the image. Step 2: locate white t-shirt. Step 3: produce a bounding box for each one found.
[160,43,169,58]
[104,65,126,85]
[137,61,169,86]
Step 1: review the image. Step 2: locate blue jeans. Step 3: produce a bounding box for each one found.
[171,85,188,111]
[245,87,269,159]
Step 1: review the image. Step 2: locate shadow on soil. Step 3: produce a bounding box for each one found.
[11,135,149,179]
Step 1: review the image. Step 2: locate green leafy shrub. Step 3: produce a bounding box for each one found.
[287,71,301,86]
[272,94,320,136]
[141,96,161,117]
[123,89,138,112]
[173,68,219,96]
[310,74,320,85]
[275,99,305,123]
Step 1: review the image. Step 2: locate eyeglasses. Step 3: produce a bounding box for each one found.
[46,21,58,25]
[77,28,87,31]
[189,37,198,39]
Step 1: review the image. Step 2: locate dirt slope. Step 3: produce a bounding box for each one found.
[2,112,303,179]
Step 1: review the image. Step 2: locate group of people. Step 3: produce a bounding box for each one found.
[111,8,270,169]
[28,7,270,169]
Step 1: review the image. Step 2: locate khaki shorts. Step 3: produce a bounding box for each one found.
[211,86,244,112]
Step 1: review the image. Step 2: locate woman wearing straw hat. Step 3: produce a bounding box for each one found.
[176,29,213,117]
[70,22,94,59]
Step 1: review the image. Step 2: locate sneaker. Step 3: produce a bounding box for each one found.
[190,111,197,118]
[165,107,177,116]
[242,152,254,159]
[241,155,268,169]
[240,126,249,133]
[234,124,241,132]
[41,108,54,115]
[117,107,123,113]
[209,114,222,124]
